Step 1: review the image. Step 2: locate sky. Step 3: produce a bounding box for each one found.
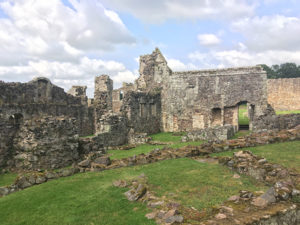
[0,0,300,97]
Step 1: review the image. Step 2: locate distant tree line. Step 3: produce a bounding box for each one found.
[258,63,300,79]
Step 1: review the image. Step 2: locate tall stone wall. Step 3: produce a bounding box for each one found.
[0,78,92,136]
[136,48,171,91]
[267,78,300,111]
[163,67,267,132]
[136,49,268,132]
[94,75,113,134]
[121,91,161,134]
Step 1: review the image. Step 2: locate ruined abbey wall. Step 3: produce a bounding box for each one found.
[0,78,93,136]
[121,91,161,134]
[1,48,299,171]
[161,67,267,132]
[267,78,300,111]
[137,48,268,132]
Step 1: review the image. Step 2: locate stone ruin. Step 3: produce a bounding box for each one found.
[0,48,300,171]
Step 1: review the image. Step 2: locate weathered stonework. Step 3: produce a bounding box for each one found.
[253,104,300,131]
[0,48,298,171]
[94,75,113,134]
[9,116,79,170]
[268,78,300,111]
[135,49,268,132]
[182,125,235,142]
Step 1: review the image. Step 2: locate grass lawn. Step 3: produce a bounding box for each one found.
[107,144,164,160]
[276,110,300,115]
[150,132,183,143]
[212,141,300,172]
[0,173,17,187]
[0,158,266,225]
[108,133,205,160]
[238,104,249,125]
[230,130,251,139]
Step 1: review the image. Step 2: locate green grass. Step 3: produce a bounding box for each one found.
[107,144,164,160]
[230,130,251,139]
[145,158,266,212]
[0,158,265,225]
[238,104,249,125]
[212,141,300,172]
[149,132,183,143]
[108,132,204,160]
[276,110,300,115]
[0,173,17,187]
[168,141,204,149]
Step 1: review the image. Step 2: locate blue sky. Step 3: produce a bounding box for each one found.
[0,0,300,96]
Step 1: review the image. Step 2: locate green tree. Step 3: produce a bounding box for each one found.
[258,64,277,79]
[277,63,299,78]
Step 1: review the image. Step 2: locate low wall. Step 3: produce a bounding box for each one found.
[182,125,235,142]
[267,78,300,111]
[253,105,300,131]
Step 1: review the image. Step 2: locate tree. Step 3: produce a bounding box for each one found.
[259,62,300,79]
[277,63,299,78]
[258,64,276,79]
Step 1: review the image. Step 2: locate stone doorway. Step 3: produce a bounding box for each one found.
[238,102,250,131]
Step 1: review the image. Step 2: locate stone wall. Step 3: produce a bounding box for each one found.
[252,206,300,225]
[136,48,171,91]
[253,104,300,131]
[0,78,92,136]
[7,116,79,170]
[136,49,268,132]
[94,75,113,134]
[268,78,300,111]
[162,67,267,132]
[182,125,235,142]
[121,91,161,134]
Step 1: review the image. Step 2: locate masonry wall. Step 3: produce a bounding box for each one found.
[121,91,161,134]
[161,67,268,132]
[252,104,300,131]
[0,78,92,136]
[136,49,268,132]
[267,78,300,111]
[11,116,79,170]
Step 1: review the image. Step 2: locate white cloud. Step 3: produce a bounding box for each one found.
[189,49,300,68]
[197,34,221,46]
[0,0,137,96]
[232,15,300,52]
[166,57,198,71]
[0,0,135,65]
[101,0,256,23]
[0,57,138,97]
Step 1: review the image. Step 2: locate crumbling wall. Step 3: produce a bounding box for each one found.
[253,104,300,131]
[8,116,79,170]
[0,78,92,136]
[268,78,300,111]
[136,49,268,132]
[68,85,94,136]
[136,48,172,91]
[112,89,123,113]
[94,75,113,134]
[161,67,268,132]
[121,91,161,134]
